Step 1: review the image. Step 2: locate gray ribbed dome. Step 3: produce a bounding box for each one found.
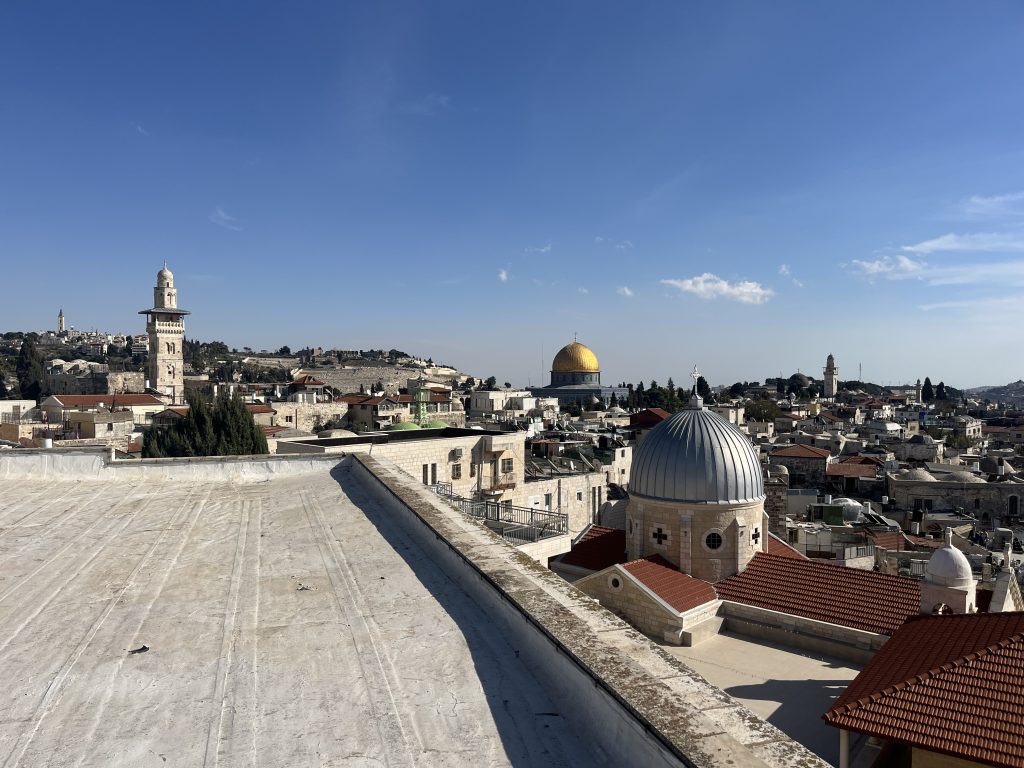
[630,396,764,504]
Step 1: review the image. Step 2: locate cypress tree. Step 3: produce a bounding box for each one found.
[15,338,46,402]
[922,377,934,402]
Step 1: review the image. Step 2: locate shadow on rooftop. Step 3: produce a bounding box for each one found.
[329,461,598,767]
[725,675,850,765]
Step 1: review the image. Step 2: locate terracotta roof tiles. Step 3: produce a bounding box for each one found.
[49,394,164,407]
[826,464,878,478]
[824,612,1024,767]
[765,532,808,559]
[771,444,832,459]
[716,552,920,636]
[556,526,626,572]
[620,557,718,613]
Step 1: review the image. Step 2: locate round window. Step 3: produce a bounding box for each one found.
[610,577,621,589]
[705,532,723,550]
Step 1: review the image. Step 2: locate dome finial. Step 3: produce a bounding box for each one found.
[689,364,704,409]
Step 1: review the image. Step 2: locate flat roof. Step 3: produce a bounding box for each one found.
[0,467,598,765]
[667,632,861,765]
[290,425,505,448]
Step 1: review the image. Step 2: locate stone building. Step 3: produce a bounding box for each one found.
[769,444,834,488]
[529,339,628,408]
[888,466,1024,526]
[139,263,189,404]
[626,391,768,583]
[822,353,838,400]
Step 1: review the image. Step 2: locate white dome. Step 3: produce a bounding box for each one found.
[629,395,764,505]
[925,530,974,588]
[157,264,174,287]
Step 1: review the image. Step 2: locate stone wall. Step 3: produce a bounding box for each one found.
[765,473,789,536]
[271,402,349,433]
[720,601,885,665]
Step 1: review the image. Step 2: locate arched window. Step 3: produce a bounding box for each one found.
[1010,496,1020,518]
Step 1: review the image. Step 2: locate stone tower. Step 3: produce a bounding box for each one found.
[57,308,65,335]
[139,263,190,403]
[823,353,838,400]
[916,378,923,403]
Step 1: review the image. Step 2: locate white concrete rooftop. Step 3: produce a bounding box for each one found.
[0,463,599,766]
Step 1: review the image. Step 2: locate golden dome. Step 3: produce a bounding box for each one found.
[552,341,600,373]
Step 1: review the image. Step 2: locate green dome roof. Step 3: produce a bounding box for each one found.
[385,421,421,431]
[421,419,449,429]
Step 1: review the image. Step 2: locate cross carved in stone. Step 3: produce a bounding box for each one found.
[652,527,669,546]
[751,527,760,545]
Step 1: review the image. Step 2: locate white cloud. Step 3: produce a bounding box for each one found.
[498,269,508,283]
[209,207,242,232]
[961,191,1024,219]
[594,236,605,244]
[577,287,589,294]
[660,273,773,304]
[130,121,149,136]
[615,240,634,250]
[849,255,925,278]
[617,286,634,297]
[525,243,552,253]
[902,232,1024,254]
[777,263,804,287]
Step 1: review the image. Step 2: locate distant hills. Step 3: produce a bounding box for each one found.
[966,380,1024,399]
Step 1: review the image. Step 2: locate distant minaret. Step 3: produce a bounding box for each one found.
[916,378,922,403]
[823,353,839,400]
[57,308,65,335]
[139,263,190,403]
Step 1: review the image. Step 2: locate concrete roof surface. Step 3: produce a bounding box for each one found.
[0,468,598,767]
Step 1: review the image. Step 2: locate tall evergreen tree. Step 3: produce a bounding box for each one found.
[142,391,268,458]
[696,375,713,402]
[922,377,935,402]
[935,381,947,401]
[15,338,45,402]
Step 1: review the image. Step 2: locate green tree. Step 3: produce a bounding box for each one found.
[696,376,713,403]
[922,377,935,402]
[936,381,948,401]
[729,382,745,398]
[142,391,268,458]
[745,400,780,422]
[15,338,45,402]
[278,345,291,355]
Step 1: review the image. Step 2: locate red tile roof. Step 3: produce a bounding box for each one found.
[826,463,878,478]
[771,444,832,459]
[716,552,920,636]
[842,455,886,466]
[824,613,1024,767]
[765,532,808,560]
[620,557,718,613]
[629,408,671,428]
[866,530,907,552]
[292,375,326,386]
[556,526,626,571]
[245,404,276,414]
[49,394,164,407]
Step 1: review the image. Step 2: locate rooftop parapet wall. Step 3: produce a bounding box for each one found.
[0,449,345,482]
[350,452,827,768]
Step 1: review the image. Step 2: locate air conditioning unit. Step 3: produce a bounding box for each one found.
[452,448,464,460]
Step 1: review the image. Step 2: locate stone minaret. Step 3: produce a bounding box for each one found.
[823,353,839,400]
[57,308,65,335]
[139,263,190,403]
[916,378,923,403]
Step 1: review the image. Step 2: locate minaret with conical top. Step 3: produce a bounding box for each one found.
[139,263,190,403]
[823,354,838,400]
[57,309,65,335]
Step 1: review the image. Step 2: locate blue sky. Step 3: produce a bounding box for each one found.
[2,2,1023,388]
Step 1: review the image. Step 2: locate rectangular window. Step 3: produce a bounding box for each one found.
[107,423,113,432]
[431,463,437,485]
[422,464,429,485]
[501,458,514,474]
[621,449,626,458]
[576,491,583,502]
[470,463,476,477]
[451,463,462,480]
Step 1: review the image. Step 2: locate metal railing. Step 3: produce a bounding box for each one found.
[429,483,567,545]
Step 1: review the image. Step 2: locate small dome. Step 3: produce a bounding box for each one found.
[900,468,937,482]
[552,341,599,373]
[385,421,421,431]
[630,396,764,504]
[926,530,974,588]
[157,263,174,287]
[944,471,986,484]
[421,419,449,429]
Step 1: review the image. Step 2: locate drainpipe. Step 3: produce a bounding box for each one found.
[839,729,850,768]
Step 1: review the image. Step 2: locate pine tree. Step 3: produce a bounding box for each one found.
[141,391,267,458]
[697,376,713,402]
[922,377,935,402]
[936,381,947,401]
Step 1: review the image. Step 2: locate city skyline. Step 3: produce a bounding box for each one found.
[3,3,1024,387]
